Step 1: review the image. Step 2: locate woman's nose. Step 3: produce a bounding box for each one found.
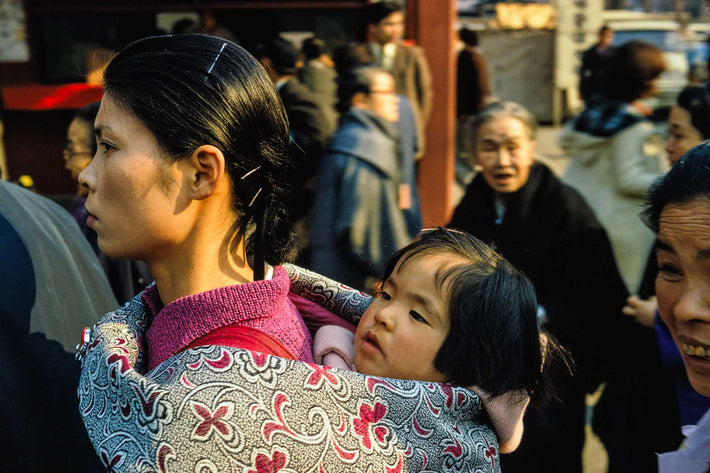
[674,283,710,324]
[77,159,96,193]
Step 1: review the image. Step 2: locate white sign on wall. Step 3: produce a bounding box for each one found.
[0,0,30,62]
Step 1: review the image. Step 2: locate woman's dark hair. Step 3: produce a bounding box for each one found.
[677,85,710,139]
[602,40,666,103]
[74,101,101,155]
[102,34,296,276]
[380,227,551,399]
[644,141,710,233]
[336,65,386,114]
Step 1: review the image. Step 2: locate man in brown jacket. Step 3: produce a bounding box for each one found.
[362,1,432,157]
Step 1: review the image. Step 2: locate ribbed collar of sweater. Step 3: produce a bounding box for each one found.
[143,266,289,370]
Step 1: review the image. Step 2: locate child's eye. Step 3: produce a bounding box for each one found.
[379,291,391,301]
[409,310,428,324]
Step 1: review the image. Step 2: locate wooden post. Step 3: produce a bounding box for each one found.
[410,0,457,226]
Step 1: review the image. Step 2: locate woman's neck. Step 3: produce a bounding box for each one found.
[148,223,255,307]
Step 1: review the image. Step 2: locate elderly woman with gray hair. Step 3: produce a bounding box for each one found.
[449,101,628,473]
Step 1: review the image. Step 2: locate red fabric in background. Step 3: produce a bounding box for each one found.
[1,83,103,111]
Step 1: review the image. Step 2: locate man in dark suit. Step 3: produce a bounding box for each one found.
[254,37,330,264]
[579,25,615,104]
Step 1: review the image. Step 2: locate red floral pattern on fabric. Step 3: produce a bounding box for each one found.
[79,265,501,473]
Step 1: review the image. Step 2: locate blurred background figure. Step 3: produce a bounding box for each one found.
[561,40,667,295]
[311,66,415,292]
[449,101,628,473]
[298,36,339,137]
[199,10,237,43]
[609,84,710,473]
[254,36,330,265]
[171,17,200,35]
[455,26,491,197]
[64,102,98,229]
[361,0,432,158]
[579,25,615,104]
[0,179,116,472]
[64,102,152,304]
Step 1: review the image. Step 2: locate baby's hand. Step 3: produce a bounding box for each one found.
[622,295,657,329]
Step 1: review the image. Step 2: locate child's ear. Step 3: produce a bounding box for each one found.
[186,145,226,200]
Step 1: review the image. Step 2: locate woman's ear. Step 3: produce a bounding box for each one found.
[187,145,226,200]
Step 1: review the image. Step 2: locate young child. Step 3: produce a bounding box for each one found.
[313,227,556,453]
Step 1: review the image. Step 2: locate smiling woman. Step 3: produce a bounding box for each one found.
[644,142,710,472]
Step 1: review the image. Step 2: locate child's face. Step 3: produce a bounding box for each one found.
[354,253,454,382]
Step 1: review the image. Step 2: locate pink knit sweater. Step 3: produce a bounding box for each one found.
[143,266,313,370]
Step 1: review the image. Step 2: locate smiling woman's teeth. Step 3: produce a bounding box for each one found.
[683,343,710,358]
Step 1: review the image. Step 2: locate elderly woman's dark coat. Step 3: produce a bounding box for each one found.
[449,161,629,473]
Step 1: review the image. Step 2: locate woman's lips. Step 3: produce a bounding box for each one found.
[85,211,98,228]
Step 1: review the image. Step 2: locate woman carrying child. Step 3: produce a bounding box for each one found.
[77,35,512,472]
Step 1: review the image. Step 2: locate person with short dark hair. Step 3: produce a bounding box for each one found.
[643,142,710,472]
[579,25,615,103]
[612,83,710,472]
[450,101,629,473]
[361,0,432,158]
[254,36,330,264]
[457,27,490,118]
[313,227,563,454]
[561,40,667,294]
[297,36,339,136]
[311,66,414,292]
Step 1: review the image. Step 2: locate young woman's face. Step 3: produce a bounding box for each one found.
[354,253,455,383]
[78,95,192,261]
[665,105,704,166]
[474,116,536,195]
[656,198,710,397]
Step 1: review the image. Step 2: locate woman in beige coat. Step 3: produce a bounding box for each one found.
[560,41,667,293]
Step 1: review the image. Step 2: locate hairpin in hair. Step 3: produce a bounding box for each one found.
[248,188,263,207]
[207,42,227,75]
[241,165,261,180]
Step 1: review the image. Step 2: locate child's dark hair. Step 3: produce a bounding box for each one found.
[381,227,558,400]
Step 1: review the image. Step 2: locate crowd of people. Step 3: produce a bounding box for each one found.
[1,3,710,473]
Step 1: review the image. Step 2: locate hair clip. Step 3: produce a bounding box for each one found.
[248,187,263,207]
[207,42,227,75]
[241,165,261,180]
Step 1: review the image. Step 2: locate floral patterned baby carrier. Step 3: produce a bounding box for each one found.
[78,264,501,473]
